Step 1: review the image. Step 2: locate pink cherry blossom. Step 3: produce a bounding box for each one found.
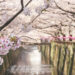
[10,37,21,51]
[0,35,21,65]
[0,36,11,55]
[68,36,75,40]
[40,36,55,43]
[71,37,75,40]
[40,37,46,43]
[57,36,63,41]
[49,36,55,41]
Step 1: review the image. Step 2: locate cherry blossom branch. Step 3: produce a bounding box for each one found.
[0,0,32,31]
[54,0,75,14]
[22,35,38,40]
[26,3,50,29]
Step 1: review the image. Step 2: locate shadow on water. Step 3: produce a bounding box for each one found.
[4,45,52,75]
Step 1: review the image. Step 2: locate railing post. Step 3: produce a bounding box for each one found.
[49,42,52,64]
[57,44,61,75]
[69,44,75,75]
[61,44,67,75]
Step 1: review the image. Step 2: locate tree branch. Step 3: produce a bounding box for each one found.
[54,0,75,14]
[25,4,50,29]
[21,0,24,10]
[0,0,32,31]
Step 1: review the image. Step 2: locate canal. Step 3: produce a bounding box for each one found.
[1,42,75,75]
[5,45,52,75]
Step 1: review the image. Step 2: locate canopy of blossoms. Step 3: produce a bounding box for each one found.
[0,34,21,65]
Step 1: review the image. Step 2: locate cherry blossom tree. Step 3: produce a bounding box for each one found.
[0,34,21,65]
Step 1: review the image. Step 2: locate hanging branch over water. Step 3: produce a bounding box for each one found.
[0,0,32,31]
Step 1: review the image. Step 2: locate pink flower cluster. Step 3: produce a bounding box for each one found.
[57,36,75,41]
[40,36,55,43]
[0,35,21,65]
[40,35,75,43]
[10,36,21,51]
[0,36,11,55]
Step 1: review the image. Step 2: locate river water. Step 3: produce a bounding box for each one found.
[5,45,52,75]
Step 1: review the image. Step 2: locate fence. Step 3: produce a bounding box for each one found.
[0,41,75,75]
[40,41,75,75]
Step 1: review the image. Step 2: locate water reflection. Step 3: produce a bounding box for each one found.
[5,45,52,75]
